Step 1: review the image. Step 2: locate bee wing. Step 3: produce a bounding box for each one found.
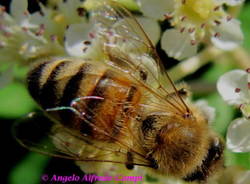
[13,112,152,167]
[13,112,73,159]
[91,0,190,115]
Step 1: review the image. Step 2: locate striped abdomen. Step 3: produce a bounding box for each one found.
[27,58,141,141]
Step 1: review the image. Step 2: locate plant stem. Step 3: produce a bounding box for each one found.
[168,46,223,81]
[229,47,250,69]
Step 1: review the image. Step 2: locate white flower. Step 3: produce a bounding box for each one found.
[0,0,103,88]
[0,0,66,65]
[136,17,161,45]
[161,29,197,60]
[217,69,250,152]
[10,0,37,28]
[226,118,250,152]
[64,11,161,60]
[0,0,160,64]
[195,100,216,125]
[214,166,250,184]
[138,0,244,60]
[217,69,250,112]
[236,170,250,184]
[30,0,87,42]
[64,22,104,60]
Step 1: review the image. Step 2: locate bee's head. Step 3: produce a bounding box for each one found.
[183,136,224,182]
[142,113,224,181]
[147,115,213,177]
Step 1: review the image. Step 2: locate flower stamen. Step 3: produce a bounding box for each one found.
[180,27,185,33]
[214,20,221,25]
[235,88,241,93]
[23,11,29,16]
[190,40,196,45]
[35,24,45,36]
[164,13,173,20]
[89,32,95,39]
[227,15,233,21]
[82,47,88,52]
[22,27,29,32]
[83,40,91,45]
[181,16,186,21]
[188,28,195,33]
[214,32,220,38]
[77,7,85,17]
[213,6,220,11]
[50,35,58,42]
[201,23,206,28]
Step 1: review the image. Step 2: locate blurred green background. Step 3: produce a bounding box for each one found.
[0,0,250,184]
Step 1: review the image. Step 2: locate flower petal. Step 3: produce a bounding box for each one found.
[211,18,243,50]
[58,0,83,24]
[10,0,35,28]
[161,29,197,60]
[136,17,161,45]
[110,17,153,53]
[226,118,250,152]
[29,5,67,42]
[236,171,250,184]
[137,0,175,20]
[217,0,245,6]
[217,70,249,105]
[10,0,28,19]
[65,23,103,59]
[195,100,216,125]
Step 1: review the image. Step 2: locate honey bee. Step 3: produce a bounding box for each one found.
[13,0,224,183]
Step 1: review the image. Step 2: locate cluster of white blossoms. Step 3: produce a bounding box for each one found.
[0,0,106,85]
[0,0,84,87]
[0,0,161,88]
[137,0,244,59]
[217,69,250,152]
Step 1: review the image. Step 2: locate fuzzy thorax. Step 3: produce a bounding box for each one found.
[145,110,211,178]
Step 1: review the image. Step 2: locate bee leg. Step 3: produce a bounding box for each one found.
[146,153,159,169]
[126,151,134,170]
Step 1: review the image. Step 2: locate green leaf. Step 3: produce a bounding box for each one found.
[13,65,29,81]
[199,61,235,136]
[83,0,139,11]
[225,149,250,170]
[9,152,50,184]
[201,62,234,83]
[0,82,36,118]
[145,174,159,182]
[204,93,235,137]
[195,55,235,136]
[115,0,140,11]
[200,60,250,170]
[239,3,250,50]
